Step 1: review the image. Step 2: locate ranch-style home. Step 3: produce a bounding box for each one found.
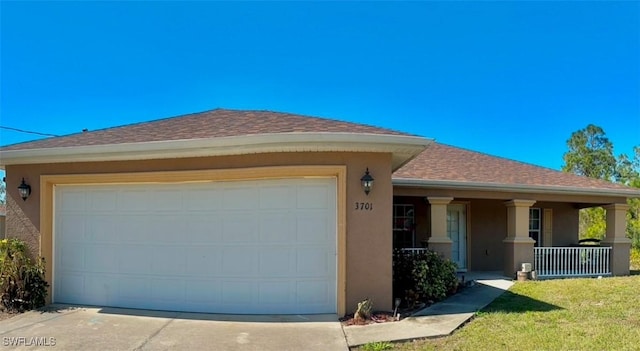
[1,109,638,316]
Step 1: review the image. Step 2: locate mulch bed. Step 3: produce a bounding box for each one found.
[339,311,398,326]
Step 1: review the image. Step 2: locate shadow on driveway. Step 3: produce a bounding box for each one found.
[39,304,338,323]
[2,305,348,351]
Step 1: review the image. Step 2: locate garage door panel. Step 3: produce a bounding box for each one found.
[186,280,221,303]
[222,215,259,242]
[296,248,331,276]
[84,275,117,305]
[59,190,86,212]
[85,245,118,273]
[119,277,151,300]
[118,217,151,243]
[151,246,186,275]
[260,214,294,242]
[222,248,258,276]
[153,217,185,243]
[85,216,117,242]
[222,281,253,305]
[297,281,331,304]
[60,244,84,271]
[58,216,86,242]
[259,248,293,276]
[186,217,223,242]
[118,191,151,211]
[259,282,291,305]
[296,185,331,209]
[187,247,222,276]
[153,190,183,211]
[151,279,185,302]
[296,214,329,242]
[87,191,117,211]
[119,246,153,275]
[260,186,295,209]
[186,188,223,211]
[223,187,257,210]
[55,179,337,314]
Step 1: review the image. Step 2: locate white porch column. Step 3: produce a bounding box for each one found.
[503,199,536,277]
[601,203,631,276]
[427,197,454,260]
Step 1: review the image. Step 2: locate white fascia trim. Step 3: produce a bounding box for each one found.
[0,133,432,170]
[392,178,640,198]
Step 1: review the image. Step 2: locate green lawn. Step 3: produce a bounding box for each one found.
[363,275,640,351]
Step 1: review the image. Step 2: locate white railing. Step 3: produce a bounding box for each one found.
[534,246,612,278]
[400,248,430,255]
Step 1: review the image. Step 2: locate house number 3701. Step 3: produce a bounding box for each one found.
[355,202,373,211]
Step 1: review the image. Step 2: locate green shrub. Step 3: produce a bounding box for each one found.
[0,238,49,312]
[631,247,640,271]
[393,249,458,307]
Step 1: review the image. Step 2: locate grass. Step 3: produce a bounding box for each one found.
[354,275,640,351]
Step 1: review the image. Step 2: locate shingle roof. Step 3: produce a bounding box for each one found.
[1,108,413,151]
[393,143,635,192]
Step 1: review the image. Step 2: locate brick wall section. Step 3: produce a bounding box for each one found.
[5,195,40,259]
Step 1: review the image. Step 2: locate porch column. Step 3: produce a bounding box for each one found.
[503,199,536,277]
[601,203,631,276]
[427,197,454,260]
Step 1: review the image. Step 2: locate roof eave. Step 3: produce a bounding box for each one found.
[392,178,640,198]
[0,133,432,171]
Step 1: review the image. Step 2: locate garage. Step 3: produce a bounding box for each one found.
[53,178,337,314]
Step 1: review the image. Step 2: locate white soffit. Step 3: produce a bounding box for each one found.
[0,133,432,171]
[392,178,640,198]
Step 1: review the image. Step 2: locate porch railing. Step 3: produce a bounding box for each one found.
[534,246,612,278]
[400,248,430,255]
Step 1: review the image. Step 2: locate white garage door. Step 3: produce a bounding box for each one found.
[53,178,337,314]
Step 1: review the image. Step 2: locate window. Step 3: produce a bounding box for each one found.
[529,208,542,247]
[393,204,415,248]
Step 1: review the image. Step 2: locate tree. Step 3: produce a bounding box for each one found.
[617,147,640,248]
[562,125,640,248]
[562,124,617,180]
[616,146,640,187]
[562,125,616,240]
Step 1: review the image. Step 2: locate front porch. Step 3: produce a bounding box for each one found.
[400,247,613,279]
[392,194,631,279]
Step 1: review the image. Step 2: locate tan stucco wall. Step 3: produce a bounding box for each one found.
[5,151,394,314]
[534,202,580,246]
[0,214,5,238]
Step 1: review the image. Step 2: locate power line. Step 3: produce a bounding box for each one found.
[0,126,60,137]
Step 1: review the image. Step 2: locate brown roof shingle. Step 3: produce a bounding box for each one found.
[393,143,635,192]
[1,109,414,151]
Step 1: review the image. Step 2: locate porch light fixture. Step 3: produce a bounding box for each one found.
[360,168,374,195]
[18,178,31,201]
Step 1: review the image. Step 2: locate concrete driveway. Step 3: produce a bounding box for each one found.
[0,305,349,351]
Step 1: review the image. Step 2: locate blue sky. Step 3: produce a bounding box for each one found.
[1,1,638,172]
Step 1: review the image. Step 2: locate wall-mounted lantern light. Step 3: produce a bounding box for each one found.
[18,178,31,201]
[360,168,374,195]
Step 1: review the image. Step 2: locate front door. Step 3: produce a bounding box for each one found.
[447,204,467,271]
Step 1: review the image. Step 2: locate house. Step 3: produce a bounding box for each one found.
[0,204,6,237]
[1,109,638,316]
